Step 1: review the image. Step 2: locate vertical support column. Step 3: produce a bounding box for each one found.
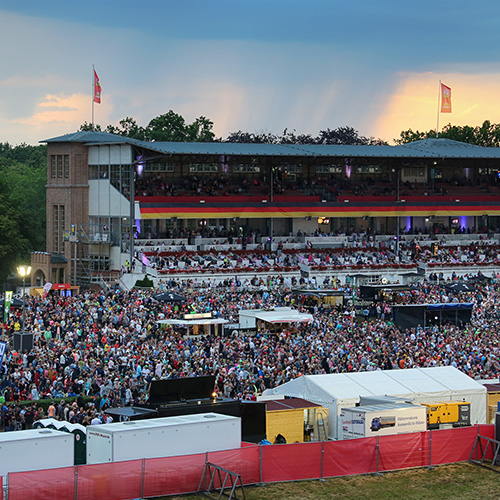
[375,436,382,476]
[259,444,263,485]
[320,441,325,481]
[140,458,145,500]
[428,430,434,469]
[73,465,79,500]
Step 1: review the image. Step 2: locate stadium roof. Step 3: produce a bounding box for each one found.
[42,132,500,160]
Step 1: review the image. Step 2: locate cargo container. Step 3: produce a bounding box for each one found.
[421,401,470,429]
[341,403,427,439]
[86,412,241,464]
[0,429,74,479]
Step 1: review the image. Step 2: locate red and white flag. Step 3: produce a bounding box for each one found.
[93,70,102,104]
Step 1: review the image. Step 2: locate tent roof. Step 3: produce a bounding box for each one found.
[265,366,485,403]
[158,318,229,326]
[254,310,313,324]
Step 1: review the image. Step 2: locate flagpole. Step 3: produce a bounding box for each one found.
[436,80,441,139]
[92,65,95,130]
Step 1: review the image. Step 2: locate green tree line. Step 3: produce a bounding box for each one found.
[0,143,47,283]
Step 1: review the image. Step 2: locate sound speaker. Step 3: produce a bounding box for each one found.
[13,332,33,352]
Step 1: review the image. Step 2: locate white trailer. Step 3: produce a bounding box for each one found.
[341,403,427,439]
[0,429,74,479]
[86,412,241,464]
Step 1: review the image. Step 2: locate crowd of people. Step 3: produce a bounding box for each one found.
[1,261,500,430]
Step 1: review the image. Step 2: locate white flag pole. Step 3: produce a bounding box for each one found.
[436,80,441,138]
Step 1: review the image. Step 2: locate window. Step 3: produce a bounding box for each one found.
[356,165,381,174]
[50,155,70,179]
[316,165,342,174]
[189,163,218,173]
[233,164,261,173]
[145,163,174,172]
[280,164,302,173]
[50,156,56,178]
[53,204,65,254]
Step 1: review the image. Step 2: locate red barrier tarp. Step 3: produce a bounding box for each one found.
[379,431,430,472]
[76,460,142,500]
[8,466,75,500]
[262,442,322,482]
[143,453,206,498]
[323,438,378,477]
[207,446,260,486]
[431,427,477,465]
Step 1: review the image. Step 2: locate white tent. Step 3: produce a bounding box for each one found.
[239,307,313,329]
[262,367,487,440]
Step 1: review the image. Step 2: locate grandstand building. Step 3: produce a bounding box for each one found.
[32,131,500,286]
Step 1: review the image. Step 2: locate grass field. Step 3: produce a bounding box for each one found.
[165,462,500,500]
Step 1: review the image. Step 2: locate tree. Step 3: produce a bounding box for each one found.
[225,126,387,145]
[0,143,47,282]
[81,111,216,142]
[225,130,279,143]
[395,121,500,146]
[106,117,146,140]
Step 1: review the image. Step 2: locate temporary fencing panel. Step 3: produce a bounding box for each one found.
[430,427,478,466]
[262,442,323,482]
[323,437,377,477]
[142,452,206,498]
[378,431,430,472]
[76,460,142,500]
[6,425,495,499]
[8,466,75,500]
[207,445,261,486]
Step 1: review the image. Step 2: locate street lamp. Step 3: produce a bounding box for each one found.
[17,265,31,334]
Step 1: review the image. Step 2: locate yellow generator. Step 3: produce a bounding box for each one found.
[422,401,470,429]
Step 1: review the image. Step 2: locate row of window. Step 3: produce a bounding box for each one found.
[50,155,70,178]
[88,163,471,179]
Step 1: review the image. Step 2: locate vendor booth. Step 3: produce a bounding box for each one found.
[239,307,313,333]
[158,312,228,336]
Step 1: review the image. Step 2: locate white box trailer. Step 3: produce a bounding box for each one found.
[86,412,241,464]
[0,429,74,479]
[341,403,427,439]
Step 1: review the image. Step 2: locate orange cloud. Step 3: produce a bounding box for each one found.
[373,72,500,143]
[15,93,111,131]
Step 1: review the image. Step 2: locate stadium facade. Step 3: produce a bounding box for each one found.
[31,131,500,286]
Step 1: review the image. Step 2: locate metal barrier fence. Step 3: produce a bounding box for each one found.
[6,425,494,500]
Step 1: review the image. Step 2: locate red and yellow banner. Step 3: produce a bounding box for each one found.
[441,83,451,113]
[139,198,500,219]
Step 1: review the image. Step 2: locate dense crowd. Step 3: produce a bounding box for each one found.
[1,266,500,430]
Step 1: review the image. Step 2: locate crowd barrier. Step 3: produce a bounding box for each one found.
[6,425,494,500]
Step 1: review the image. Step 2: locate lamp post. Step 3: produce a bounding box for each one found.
[17,265,31,334]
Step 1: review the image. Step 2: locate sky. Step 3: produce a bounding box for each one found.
[1,0,500,145]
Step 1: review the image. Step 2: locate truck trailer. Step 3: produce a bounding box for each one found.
[341,403,427,439]
[86,412,241,464]
[0,429,74,479]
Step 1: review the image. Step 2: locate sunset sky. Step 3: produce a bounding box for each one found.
[1,1,500,145]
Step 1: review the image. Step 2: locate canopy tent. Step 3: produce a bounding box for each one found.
[152,292,186,302]
[158,317,228,336]
[441,282,475,293]
[239,307,313,329]
[262,367,486,440]
[254,310,313,324]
